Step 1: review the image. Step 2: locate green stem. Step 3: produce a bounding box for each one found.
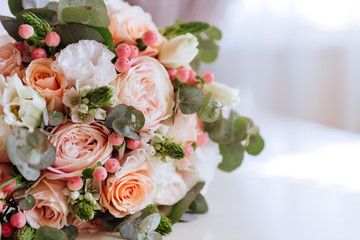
[0,175,22,190]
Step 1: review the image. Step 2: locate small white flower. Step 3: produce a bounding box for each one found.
[63,88,81,108]
[71,107,94,124]
[203,82,241,107]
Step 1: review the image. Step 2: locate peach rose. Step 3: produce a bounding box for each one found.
[0,116,11,162]
[46,122,113,179]
[0,36,21,77]
[0,163,12,199]
[106,0,163,57]
[116,56,174,130]
[23,179,69,229]
[67,214,104,233]
[100,162,154,218]
[24,58,69,112]
[167,111,204,144]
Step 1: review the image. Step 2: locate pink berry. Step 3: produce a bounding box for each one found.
[183,144,194,158]
[194,83,201,88]
[167,69,177,81]
[45,31,60,47]
[109,132,124,146]
[126,138,141,150]
[2,222,14,238]
[196,134,208,147]
[176,158,190,171]
[202,72,215,84]
[18,24,34,39]
[1,177,16,192]
[187,70,198,84]
[116,43,131,58]
[10,212,26,229]
[93,167,108,181]
[14,42,26,55]
[104,158,120,173]
[67,176,83,191]
[31,48,47,59]
[0,201,3,211]
[115,57,131,72]
[142,30,158,46]
[175,68,190,83]
[129,45,139,59]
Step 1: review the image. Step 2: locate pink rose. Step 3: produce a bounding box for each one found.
[0,36,21,77]
[23,179,69,229]
[46,122,113,179]
[100,162,154,218]
[167,111,204,144]
[67,214,104,233]
[116,56,174,130]
[0,163,12,199]
[106,0,164,57]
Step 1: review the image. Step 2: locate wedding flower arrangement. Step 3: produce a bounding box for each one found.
[0,0,264,239]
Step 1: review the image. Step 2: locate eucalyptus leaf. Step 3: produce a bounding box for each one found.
[119,221,139,240]
[139,213,161,233]
[16,164,41,181]
[126,109,145,132]
[232,117,249,143]
[206,118,234,144]
[93,27,113,49]
[101,217,125,231]
[197,95,222,123]
[105,104,134,129]
[30,143,56,169]
[0,16,22,41]
[26,131,48,152]
[57,0,107,25]
[188,193,208,214]
[48,111,64,126]
[8,0,24,16]
[190,56,201,72]
[205,26,222,40]
[218,143,244,172]
[61,225,78,240]
[62,6,110,28]
[179,85,203,114]
[36,226,68,240]
[19,194,36,210]
[246,133,265,156]
[198,38,219,63]
[138,230,162,240]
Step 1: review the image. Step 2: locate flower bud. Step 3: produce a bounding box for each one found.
[13,225,36,240]
[73,201,95,221]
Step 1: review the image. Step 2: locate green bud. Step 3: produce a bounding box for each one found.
[156,215,172,235]
[13,225,36,240]
[86,86,113,108]
[22,12,52,39]
[162,142,186,160]
[73,201,95,221]
[84,192,93,202]
[90,199,97,206]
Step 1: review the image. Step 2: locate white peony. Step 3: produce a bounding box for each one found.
[1,74,46,131]
[158,33,199,68]
[203,81,241,107]
[53,40,117,88]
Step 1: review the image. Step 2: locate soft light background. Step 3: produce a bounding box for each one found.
[2,1,360,239]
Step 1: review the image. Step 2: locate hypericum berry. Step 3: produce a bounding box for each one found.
[196,133,208,147]
[187,69,198,84]
[116,43,131,58]
[93,167,108,181]
[2,222,14,238]
[109,132,124,146]
[1,176,16,192]
[10,212,26,228]
[142,30,157,46]
[104,158,120,173]
[167,69,177,81]
[175,68,190,83]
[126,138,141,150]
[67,176,83,191]
[183,144,194,158]
[176,158,190,171]
[0,201,3,211]
[18,24,34,39]
[31,48,47,59]
[202,72,215,84]
[129,45,139,59]
[14,42,27,55]
[45,31,60,47]
[115,57,131,72]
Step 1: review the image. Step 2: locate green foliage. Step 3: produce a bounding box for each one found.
[197,38,220,63]
[61,225,79,240]
[218,143,244,172]
[45,1,58,10]
[246,133,265,156]
[86,86,113,108]
[36,226,68,240]
[156,215,172,235]
[48,111,64,126]
[161,21,210,39]
[6,128,56,181]
[62,6,110,28]
[197,92,222,123]
[73,201,95,221]
[179,85,203,114]
[18,194,36,210]
[92,27,113,49]
[205,26,222,40]
[188,193,208,214]
[0,16,23,41]
[119,213,163,240]
[155,140,186,160]
[136,38,148,51]
[20,11,53,38]
[167,182,205,224]
[139,213,161,233]
[8,0,24,16]
[13,225,36,240]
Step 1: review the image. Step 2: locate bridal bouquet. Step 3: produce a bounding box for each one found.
[0,0,264,239]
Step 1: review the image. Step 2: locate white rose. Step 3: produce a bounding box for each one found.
[0,116,11,162]
[203,82,241,107]
[2,74,46,131]
[158,33,199,68]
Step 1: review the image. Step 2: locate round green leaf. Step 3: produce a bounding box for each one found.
[48,111,64,126]
[105,104,134,129]
[218,143,244,172]
[188,193,208,214]
[36,226,68,240]
[198,38,219,63]
[179,85,203,114]
[138,230,162,240]
[119,221,139,240]
[197,96,222,123]
[61,225,79,240]
[232,117,249,143]
[30,142,56,169]
[16,164,41,181]
[0,16,22,41]
[246,133,265,156]
[126,109,145,132]
[205,26,222,40]
[62,6,110,28]
[19,194,36,210]
[139,213,161,233]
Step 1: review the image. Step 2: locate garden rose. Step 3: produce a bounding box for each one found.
[0,163,12,199]
[106,0,163,57]
[24,58,69,111]
[100,162,154,218]
[0,35,21,77]
[22,178,69,229]
[0,117,11,162]
[116,56,174,130]
[158,33,199,68]
[46,122,113,179]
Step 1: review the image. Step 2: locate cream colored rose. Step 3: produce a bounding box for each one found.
[23,179,69,229]
[116,56,174,130]
[24,58,69,112]
[203,82,240,107]
[100,162,154,218]
[158,33,199,68]
[0,163,12,199]
[0,116,11,163]
[0,35,21,77]
[167,111,204,144]
[46,122,113,179]
[106,0,163,57]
